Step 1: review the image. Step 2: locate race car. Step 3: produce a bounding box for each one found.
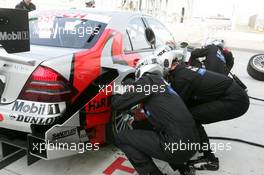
[0,9,176,161]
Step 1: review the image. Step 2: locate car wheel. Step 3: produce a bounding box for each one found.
[112,109,135,133]
[247,54,264,81]
[106,78,135,144]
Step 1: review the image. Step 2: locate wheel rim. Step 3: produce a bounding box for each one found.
[114,111,134,133]
[253,55,264,72]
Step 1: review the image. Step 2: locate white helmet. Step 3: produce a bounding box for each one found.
[135,55,163,80]
[203,38,225,49]
[158,51,177,69]
[85,0,94,3]
[158,50,185,68]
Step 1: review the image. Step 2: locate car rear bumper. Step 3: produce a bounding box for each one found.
[28,112,91,160]
[0,106,94,160]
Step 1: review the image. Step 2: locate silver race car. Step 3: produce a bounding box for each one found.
[0,8,176,163]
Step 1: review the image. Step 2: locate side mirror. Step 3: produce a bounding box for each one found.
[145,28,156,48]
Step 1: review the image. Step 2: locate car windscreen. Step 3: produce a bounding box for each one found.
[29,17,107,49]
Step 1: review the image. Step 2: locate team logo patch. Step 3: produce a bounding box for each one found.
[197,68,206,76]
[216,50,226,63]
[187,66,199,72]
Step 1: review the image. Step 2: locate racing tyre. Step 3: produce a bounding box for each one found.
[106,78,135,144]
[247,54,264,81]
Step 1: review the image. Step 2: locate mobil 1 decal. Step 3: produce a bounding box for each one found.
[12,100,60,115]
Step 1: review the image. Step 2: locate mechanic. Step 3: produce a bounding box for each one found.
[15,0,36,12]
[111,56,200,175]
[157,49,249,171]
[188,39,234,76]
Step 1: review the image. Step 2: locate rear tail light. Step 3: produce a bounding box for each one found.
[0,114,4,121]
[19,66,77,102]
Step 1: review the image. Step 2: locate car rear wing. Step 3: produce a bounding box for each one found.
[0,8,30,53]
[0,52,36,66]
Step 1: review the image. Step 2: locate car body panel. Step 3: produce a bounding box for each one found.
[0,45,84,104]
[0,9,176,159]
[0,56,39,104]
[9,45,83,61]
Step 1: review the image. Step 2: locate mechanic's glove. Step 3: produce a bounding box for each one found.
[171,49,185,62]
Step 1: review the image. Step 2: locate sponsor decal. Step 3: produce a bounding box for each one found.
[0,31,29,41]
[52,128,77,141]
[13,64,29,71]
[9,114,59,125]
[87,97,111,112]
[187,66,199,72]
[12,101,60,115]
[103,157,135,175]
[187,66,206,76]
[197,68,206,76]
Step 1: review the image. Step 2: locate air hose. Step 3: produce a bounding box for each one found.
[207,71,264,149]
[229,72,264,102]
[249,96,264,102]
[207,88,264,149]
[207,92,264,149]
[209,136,264,148]
[187,54,264,149]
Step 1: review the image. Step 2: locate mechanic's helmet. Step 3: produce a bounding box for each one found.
[135,55,163,80]
[159,49,186,64]
[212,39,225,49]
[157,50,184,76]
[153,44,173,57]
[203,38,225,49]
[85,0,95,7]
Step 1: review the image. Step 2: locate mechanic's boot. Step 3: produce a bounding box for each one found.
[178,166,196,175]
[188,156,219,171]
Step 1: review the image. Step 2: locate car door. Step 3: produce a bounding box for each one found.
[108,17,153,67]
[122,17,154,67]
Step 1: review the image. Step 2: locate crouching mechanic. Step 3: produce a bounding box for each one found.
[111,56,200,175]
[157,50,249,171]
[189,39,234,75]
